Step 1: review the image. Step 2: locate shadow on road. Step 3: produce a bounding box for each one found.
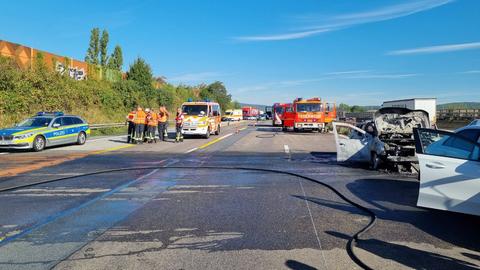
[326,231,478,270]
[285,259,318,270]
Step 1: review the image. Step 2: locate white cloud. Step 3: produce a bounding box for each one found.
[459,70,480,74]
[236,29,333,41]
[233,71,418,94]
[388,41,480,55]
[235,0,453,42]
[324,70,371,76]
[168,72,223,83]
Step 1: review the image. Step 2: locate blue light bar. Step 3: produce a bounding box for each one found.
[37,111,64,116]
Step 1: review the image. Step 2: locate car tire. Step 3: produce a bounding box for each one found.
[370,152,380,170]
[204,128,210,139]
[215,125,220,135]
[32,135,46,152]
[77,132,87,145]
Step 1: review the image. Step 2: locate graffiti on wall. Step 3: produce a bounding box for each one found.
[55,62,86,80]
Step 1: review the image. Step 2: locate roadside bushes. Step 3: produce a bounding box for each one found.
[0,55,235,128]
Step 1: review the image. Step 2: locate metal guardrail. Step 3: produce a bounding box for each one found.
[89,123,125,130]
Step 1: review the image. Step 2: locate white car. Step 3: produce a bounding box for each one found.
[413,126,480,216]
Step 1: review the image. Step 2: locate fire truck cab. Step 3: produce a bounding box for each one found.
[272,103,292,126]
[283,98,324,132]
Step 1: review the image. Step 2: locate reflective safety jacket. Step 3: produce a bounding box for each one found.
[134,110,146,124]
[175,113,185,127]
[147,112,158,126]
[158,112,168,123]
[126,111,136,122]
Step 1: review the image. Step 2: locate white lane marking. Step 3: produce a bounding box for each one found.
[299,179,328,269]
[185,147,198,154]
[284,145,290,154]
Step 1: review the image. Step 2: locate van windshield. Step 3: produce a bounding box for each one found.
[182,105,208,116]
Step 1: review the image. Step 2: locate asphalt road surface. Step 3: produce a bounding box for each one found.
[0,121,479,270]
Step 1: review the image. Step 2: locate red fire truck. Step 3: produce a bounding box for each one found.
[242,106,259,120]
[272,103,292,126]
[282,97,325,132]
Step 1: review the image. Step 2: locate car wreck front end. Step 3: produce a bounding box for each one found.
[333,107,430,173]
[372,108,430,172]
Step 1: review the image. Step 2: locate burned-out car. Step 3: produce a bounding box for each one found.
[333,107,430,173]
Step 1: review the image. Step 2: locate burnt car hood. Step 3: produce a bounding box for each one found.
[374,107,430,135]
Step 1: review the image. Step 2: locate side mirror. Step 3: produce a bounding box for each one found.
[52,123,61,128]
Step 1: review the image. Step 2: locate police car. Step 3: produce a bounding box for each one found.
[0,112,90,152]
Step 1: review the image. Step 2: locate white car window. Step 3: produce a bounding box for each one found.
[418,130,480,161]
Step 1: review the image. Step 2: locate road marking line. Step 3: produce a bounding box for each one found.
[298,179,328,269]
[198,133,234,150]
[185,147,198,154]
[92,144,135,155]
[284,145,290,154]
[238,127,248,131]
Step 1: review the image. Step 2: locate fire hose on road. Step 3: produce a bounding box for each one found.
[0,166,377,270]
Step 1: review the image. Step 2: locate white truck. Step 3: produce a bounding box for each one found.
[382,98,437,125]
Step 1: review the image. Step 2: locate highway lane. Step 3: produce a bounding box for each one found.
[0,121,479,269]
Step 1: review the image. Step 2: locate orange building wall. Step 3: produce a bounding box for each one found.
[0,39,88,79]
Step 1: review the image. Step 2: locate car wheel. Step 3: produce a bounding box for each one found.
[33,136,46,152]
[204,128,210,139]
[77,132,87,145]
[370,152,380,170]
[215,125,220,135]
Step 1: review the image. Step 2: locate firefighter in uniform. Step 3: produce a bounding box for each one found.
[158,106,169,142]
[146,108,158,143]
[133,106,146,144]
[126,108,136,143]
[175,108,184,143]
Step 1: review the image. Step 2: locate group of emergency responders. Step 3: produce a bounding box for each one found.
[126,106,185,143]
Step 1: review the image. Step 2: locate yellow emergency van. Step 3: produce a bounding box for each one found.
[181,101,222,138]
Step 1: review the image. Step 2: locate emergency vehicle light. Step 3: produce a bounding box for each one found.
[187,98,193,102]
[37,111,64,116]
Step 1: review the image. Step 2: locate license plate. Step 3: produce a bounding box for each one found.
[0,141,10,145]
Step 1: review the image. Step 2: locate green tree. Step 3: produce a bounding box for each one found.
[127,57,153,89]
[100,29,109,66]
[232,100,241,109]
[107,45,123,71]
[85,28,100,65]
[350,105,366,113]
[199,81,231,112]
[338,103,351,112]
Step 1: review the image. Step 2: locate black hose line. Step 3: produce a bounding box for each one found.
[0,166,376,270]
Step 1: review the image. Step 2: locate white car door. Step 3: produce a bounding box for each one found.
[332,122,372,163]
[414,128,480,216]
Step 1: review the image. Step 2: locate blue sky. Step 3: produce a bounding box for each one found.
[1,0,479,105]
